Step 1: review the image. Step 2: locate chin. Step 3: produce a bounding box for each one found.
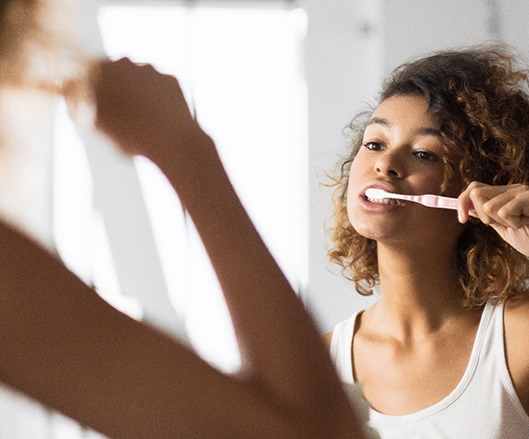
[351,220,387,241]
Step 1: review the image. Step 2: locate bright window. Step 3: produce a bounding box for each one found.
[54,2,308,372]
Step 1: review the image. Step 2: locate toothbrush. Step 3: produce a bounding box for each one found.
[365,188,458,210]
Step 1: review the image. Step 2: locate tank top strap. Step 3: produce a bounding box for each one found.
[330,310,363,384]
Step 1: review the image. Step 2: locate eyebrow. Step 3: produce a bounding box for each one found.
[366,117,441,137]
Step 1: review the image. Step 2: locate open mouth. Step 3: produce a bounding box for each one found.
[365,194,401,205]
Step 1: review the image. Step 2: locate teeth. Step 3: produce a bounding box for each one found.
[367,197,398,205]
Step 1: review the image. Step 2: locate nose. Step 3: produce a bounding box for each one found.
[374,150,403,178]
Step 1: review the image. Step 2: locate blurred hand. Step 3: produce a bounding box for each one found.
[91,58,208,164]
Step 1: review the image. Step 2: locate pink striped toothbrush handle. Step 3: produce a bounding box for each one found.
[412,194,459,210]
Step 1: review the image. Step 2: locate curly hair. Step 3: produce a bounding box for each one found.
[329,45,529,307]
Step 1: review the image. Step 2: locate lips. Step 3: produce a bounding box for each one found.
[359,183,405,210]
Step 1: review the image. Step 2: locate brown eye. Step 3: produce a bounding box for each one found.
[363,142,383,151]
[414,150,437,161]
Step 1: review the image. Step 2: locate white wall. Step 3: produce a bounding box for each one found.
[301,0,383,330]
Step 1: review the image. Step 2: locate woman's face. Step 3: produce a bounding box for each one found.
[347,94,464,248]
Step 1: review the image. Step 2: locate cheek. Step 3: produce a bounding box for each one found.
[345,172,371,236]
[347,158,362,194]
[346,156,377,231]
[414,169,447,196]
[346,185,355,226]
[346,164,361,218]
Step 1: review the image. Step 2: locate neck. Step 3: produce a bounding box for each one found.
[372,241,472,340]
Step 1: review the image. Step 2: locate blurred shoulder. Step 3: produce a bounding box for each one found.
[323,331,333,350]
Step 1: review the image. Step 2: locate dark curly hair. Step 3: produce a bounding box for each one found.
[329,45,529,307]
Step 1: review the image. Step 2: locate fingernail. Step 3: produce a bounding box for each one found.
[458,208,464,223]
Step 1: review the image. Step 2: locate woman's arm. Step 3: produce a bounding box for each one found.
[0,221,266,438]
[91,57,362,437]
[0,217,360,438]
[0,58,365,438]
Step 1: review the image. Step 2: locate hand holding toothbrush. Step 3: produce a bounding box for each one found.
[458,182,529,256]
[366,183,529,256]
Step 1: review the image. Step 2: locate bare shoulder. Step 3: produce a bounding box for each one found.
[323,331,334,350]
[504,295,529,341]
[504,296,529,414]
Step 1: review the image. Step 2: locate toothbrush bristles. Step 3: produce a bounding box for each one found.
[365,188,389,200]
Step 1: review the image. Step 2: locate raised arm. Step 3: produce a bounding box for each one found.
[0,58,366,438]
[91,58,363,437]
[0,221,280,438]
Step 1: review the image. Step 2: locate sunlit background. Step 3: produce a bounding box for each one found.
[55,3,308,373]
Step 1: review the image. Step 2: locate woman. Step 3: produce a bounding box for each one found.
[0,0,368,438]
[328,46,529,437]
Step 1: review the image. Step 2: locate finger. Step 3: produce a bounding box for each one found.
[92,58,135,129]
[460,182,525,225]
[90,58,140,151]
[482,192,520,227]
[458,181,486,223]
[480,185,527,220]
[489,189,529,228]
[464,182,510,225]
[469,192,496,225]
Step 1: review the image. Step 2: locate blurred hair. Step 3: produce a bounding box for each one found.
[0,0,44,86]
[0,0,88,92]
[329,45,529,306]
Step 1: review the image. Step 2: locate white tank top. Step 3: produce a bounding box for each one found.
[330,302,529,438]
